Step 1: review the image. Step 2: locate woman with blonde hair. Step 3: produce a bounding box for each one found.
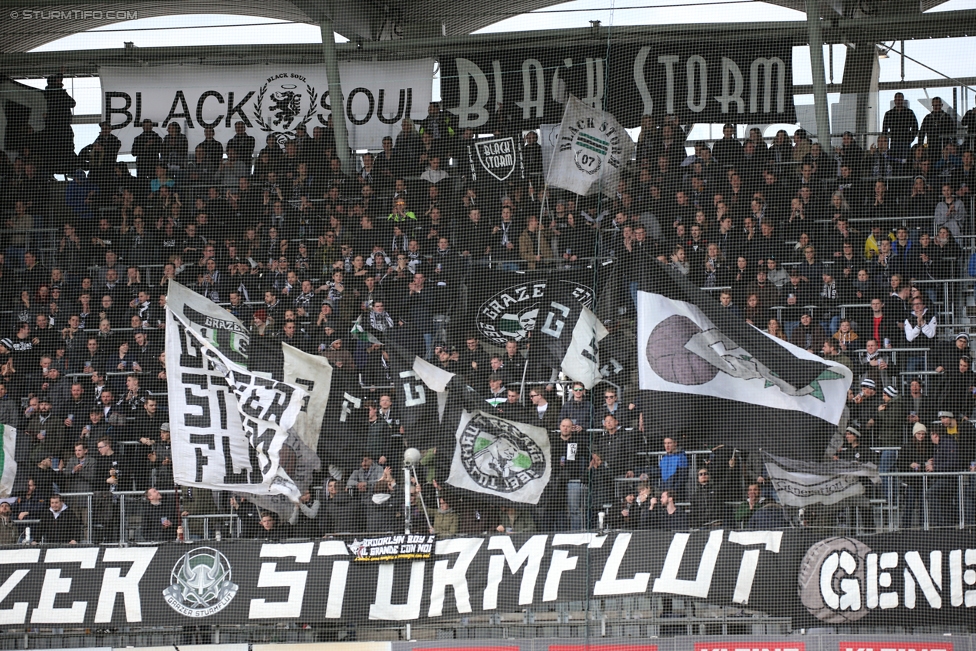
[765,318,787,340]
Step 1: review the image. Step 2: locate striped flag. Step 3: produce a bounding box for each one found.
[0,424,16,499]
[546,94,635,196]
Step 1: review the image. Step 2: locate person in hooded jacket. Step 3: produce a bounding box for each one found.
[432,495,459,535]
[366,471,402,533]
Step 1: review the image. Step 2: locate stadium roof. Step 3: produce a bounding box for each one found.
[0,0,961,55]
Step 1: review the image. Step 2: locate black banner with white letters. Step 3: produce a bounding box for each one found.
[439,40,795,129]
[0,530,971,626]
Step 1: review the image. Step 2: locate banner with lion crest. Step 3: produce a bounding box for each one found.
[99,60,434,154]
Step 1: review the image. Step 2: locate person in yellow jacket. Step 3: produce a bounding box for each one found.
[388,197,416,224]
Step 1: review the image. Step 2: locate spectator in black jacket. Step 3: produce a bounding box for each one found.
[642,489,689,531]
[688,467,726,528]
[38,494,82,544]
[141,487,177,542]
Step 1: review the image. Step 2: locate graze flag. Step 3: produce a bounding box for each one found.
[462,268,596,346]
[166,280,248,367]
[546,95,635,196]
[447,410,550,505]
[763,452,879,508]
[0,425,15,499]
[637,263,852,460]
[534,283,609,389]
[171,309,310,502]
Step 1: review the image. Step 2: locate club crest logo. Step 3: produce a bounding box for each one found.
[473,137,519,182]
[797,536,871,623]
[458,412,546,493]
[476,279,593,345]
[252,73,319,147]
[163,547,239,618]
[559,117,626,177]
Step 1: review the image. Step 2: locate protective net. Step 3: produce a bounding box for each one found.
[0,3,974,649]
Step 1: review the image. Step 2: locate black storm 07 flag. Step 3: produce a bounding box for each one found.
[637,263,852,460]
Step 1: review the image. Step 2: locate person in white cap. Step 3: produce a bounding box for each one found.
[934,331,970,373]
[836,426,879,465]
[849,377,881,429]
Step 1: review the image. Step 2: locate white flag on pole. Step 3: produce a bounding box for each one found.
[447,410,551,505]
[167,303,308,502]
[546,95,635,196]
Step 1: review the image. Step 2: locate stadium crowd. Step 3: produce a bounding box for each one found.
[0,81,975,546]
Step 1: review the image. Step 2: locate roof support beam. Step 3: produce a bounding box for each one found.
[805,0,832,142]
[318,18,353,174]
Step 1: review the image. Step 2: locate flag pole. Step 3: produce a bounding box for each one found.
[536,184,549,264]
[519,340,531,405]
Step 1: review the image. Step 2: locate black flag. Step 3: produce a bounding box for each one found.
[637,262,853,460]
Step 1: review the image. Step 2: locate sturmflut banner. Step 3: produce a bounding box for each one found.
[0,531,970,626]
[99,61,434,154]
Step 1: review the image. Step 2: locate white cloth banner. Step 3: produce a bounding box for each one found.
[764,452,879,508]
[282,342,333,453]
[165,280,309,501]
[447,410,550,505]
[169,307,308,502]
[99,60,435,154]
[637,290,852,424]
[410,354,454,422]
[561,305,609,390]
[545,94,635,196]
[0,424,16,499]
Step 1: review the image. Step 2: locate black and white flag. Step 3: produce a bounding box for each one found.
[390,343,455,429]
[546,95,635,197]
[637,264,853,460]
[165,281,327,507]
[534,284,609,389]
[763,452,880,508]
[447,410,550,505]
